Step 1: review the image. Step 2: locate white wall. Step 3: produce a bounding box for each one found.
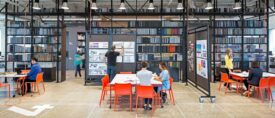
[269,15,275,54]
[0,21,5,56]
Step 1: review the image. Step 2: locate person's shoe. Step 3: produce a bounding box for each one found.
[242,91,249,96]
[143,105,147,110]
[162,97,166,103]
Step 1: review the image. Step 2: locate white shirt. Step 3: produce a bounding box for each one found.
[136,69,153,86]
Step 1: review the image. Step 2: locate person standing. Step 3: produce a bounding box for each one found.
[224,48,234,88]
[136,61,153,110]
[154,62,170,104]
[74,50,82,78]
[25,57,42,93]
[105,45,124,81]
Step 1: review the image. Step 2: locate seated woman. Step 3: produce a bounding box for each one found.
[154,62,170,104]
[243,61,263,96]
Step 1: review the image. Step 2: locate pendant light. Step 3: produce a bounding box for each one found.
[148,0,155,10]
[33,0,41,10]
[119,0,126,10]
[205,0,213,10]
[177,0,184,10]
[233,0,241,10]
[61,0,69,10]
[91,0,98,10]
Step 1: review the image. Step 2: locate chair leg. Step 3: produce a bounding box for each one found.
[37,83,40,95]
[248,85,251,97]
[99,90,104,106]
[225,83,228,94]
[135,97,138,113]
[218,82,222,91]
[8,84,11,98]
[259,88,264,103]
[42,82,45,92]
[130,94,132,112]
[170,90,175,105]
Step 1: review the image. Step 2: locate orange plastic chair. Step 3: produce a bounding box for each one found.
[218,72,236,94]
[16,70,30,95]
[231,74,245,94]
[135,85,157,113]
[119,72,133,74]
[0,82,10,97]
[99,75,114,106]
[248,78,271,103]
[24,72,45,95]
[114,83,132,111]
[269,77,275,102]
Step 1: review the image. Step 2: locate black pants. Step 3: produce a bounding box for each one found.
[75,65,81,77]
[25,78,36,92]
[144,87,159,105]
[243,80,258,91]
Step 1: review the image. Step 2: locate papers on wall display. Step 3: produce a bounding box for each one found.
[89,63,107,75]
[89,42,108,48]
[113,41,135,63]
[196,40,208,79]
[89,49,107,62]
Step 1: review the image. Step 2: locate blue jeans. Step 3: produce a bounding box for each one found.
[107,66,116,81]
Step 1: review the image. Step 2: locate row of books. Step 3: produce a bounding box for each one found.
[7,54,31,61]
[215,37,267,44]
[162,54,183,61]
[137,53,182,61]
[214,53,242,62]
[243,28,266,35]
[128,21,183,28]
[78,42,86,47]
[9,37,57,44]
[162,28,182,35]
[244,53,267,62]
[9,45,31,53]
[137,29,159,35]
[215,28,242,35]
[137,28,182,35]
[215,20,266,27]
[33,54,57,61]
[243,44,267,53]
[213,44,242,53]
[8,29,58,35]
[137,46,181,53]
[91,28,136,34]
[33,45,57,52]
[77,33,85,40]
[137,37,181,44]
[137,61,180,69]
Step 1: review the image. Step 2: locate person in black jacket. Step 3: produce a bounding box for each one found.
[243,61,263,96]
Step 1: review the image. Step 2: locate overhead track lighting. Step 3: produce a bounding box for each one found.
[61,0,69,10]
[119,0,126,10]
[205,0,213,10]
[90,0,98,10]
[148,0,155,10]
[33,0,41,10]
[233,0,241,10]
[177,0,184,10]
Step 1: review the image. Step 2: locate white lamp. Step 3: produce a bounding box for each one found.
[205,0,213,10]
[33,0,41,10]
[61,0,69,10]
[177,0,184,10]
[91,0,98,10]
[148,0,155,10]
[119,0,126,10]
[233,0,241,10]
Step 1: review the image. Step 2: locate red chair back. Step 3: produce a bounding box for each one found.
[36,72,44,83]
[101,76,109,89]
[169,77,173,89]
[136,85,154,98]
[114,83,132,95]
[259,78,270,88]
[221,72,230,82]
[269,77,275,87]
[120,72,133,74]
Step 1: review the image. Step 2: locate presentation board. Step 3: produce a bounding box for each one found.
[89,42,108,75]
[196,40,208,79]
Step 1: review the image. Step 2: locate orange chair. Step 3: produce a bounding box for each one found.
[99,75,114,106]
[119,72,133,74]
[0,82,10,97]
[24,72,45,95]
[16,70,30,95]
[269,77,275,102]
[248,78,271,103]
[218,73,236,94]
[114,83,132,111]
[162,78,175,105]
[231,74,245,94]
[135,85,157,113]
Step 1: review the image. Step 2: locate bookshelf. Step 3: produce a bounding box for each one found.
[134,21,183,81]
[77,32,86,68]
[5,20,60,81]
[212,20,268,72]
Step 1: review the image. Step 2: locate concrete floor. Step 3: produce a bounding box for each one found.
[0,71,275,118]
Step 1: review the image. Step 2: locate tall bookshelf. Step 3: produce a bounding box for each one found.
[77,32,86,68]
[212,20,268,71]
[133,21,183,81]
[5,20,60,81]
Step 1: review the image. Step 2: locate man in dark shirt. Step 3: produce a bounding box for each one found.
[105,45,124,81]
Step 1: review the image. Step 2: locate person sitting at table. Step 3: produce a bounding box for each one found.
[136,61,153,110]
[25,57,42,93]
[242,61,263,96]
[154,62,170,104]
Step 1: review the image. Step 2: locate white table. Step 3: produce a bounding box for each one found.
[0,74,27,97]
[230,72,275,78]
[109,74,162,109]
[110,74,162,85]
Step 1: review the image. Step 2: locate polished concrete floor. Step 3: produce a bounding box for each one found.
[0,71,275,118]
